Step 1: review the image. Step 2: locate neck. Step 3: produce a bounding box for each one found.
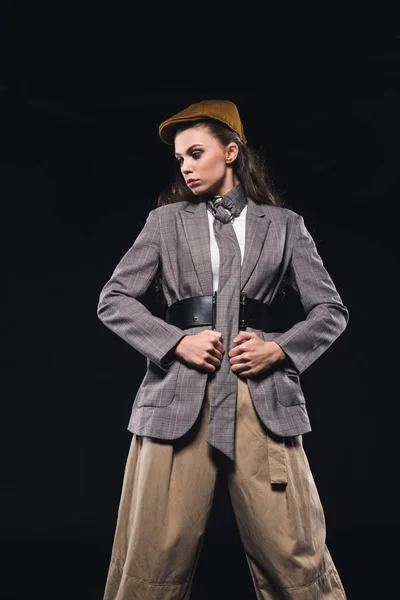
[215,174,239,197]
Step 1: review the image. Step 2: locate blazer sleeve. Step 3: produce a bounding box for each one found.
[97,209,185,370]
[273,212,349,375]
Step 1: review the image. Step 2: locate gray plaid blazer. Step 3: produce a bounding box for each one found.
[97,198,349,441]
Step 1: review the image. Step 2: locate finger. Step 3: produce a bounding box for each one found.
[210,330,223,340]
[205,354,221,369]
[200,362,217,373]
[213,339,226,354]
[231,362,251,375]
[232,359,256,376]
[230,354,250,367]
[209,348,224,362]
[238,371,250,379]
[240,367,260,378]
[229,351,245,363]
[198,352,219,371]
[232,331,254,344]
[229,344,247,358]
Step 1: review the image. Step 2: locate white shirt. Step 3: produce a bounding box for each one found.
[207,205,247,292]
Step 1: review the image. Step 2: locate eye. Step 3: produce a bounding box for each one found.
[192,150,201,159]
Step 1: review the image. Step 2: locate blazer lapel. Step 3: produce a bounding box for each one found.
[240,200,271,290]
[180,201,214,295]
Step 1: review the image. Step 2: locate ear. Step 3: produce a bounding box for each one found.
[225,142,238,164]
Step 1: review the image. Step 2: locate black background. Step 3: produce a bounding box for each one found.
[2,5,399,599]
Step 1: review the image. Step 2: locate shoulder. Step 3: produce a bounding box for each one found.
[146,201,203,227]
[140,202,189,228]
[150,201,191,217]
[251,201,302,223]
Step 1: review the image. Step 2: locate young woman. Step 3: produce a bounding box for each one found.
[97,99,349,599]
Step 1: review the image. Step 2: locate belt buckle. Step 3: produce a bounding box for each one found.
[239,292,247,330]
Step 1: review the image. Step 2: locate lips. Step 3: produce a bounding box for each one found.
[187,179,200,187]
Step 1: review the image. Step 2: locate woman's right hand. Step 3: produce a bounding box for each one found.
[174,330,225,372]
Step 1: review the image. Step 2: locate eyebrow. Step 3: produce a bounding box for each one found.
[174,144,204,158]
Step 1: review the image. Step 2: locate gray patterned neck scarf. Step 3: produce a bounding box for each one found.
[206,183,247,223]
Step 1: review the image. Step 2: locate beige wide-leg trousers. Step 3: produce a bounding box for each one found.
[103,378,346,600]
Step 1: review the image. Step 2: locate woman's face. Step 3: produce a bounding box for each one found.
[174,124,238,197]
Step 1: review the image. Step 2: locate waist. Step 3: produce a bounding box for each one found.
[165,292,278,333]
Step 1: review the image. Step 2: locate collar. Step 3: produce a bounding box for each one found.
[209,182,248,218]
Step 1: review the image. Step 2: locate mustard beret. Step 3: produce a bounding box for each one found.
[158,99,247,145]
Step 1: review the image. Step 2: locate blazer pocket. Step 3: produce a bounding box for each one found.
[134,360,181,408]
[272,367,306,407]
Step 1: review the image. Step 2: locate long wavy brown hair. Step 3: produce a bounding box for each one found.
[148,119,286,311]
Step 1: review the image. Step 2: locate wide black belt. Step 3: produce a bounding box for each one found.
[165,292,279,333]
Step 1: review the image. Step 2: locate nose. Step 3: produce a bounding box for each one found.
[181,158,193,175]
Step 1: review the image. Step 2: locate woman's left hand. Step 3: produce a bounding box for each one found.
[229,331,286,378]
